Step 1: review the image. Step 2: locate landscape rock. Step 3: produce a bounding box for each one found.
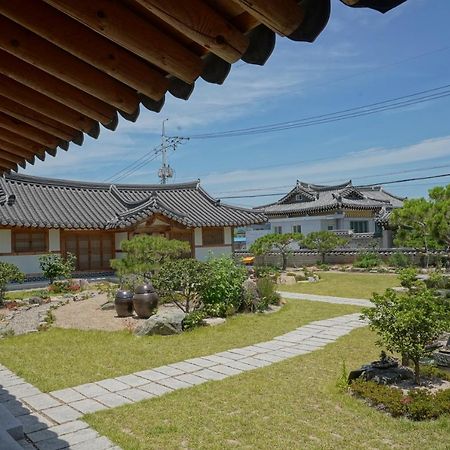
[392,286,408,293]
[134,310,186,336]
[100,301,115,310]
[278,275,296,285]
[28,296,44,305]
[202,317,226,326]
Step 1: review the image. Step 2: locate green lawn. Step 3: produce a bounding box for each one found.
[0,300,360,392]
[278,272,399,299]
[85,327,449,450]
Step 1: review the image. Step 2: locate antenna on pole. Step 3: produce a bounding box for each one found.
[158,118,173,184]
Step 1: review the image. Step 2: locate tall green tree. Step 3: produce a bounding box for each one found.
[303,231,348,263]
[390,185,450,266]
[39,253,76,284]
[110,235,190,281]
[250,233,303,270]
[362,288,450,384]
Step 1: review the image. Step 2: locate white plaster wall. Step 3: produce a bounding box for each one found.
[0,255,42,274]
[224,227,232,245]
[48,229,60,252]
[0,229,11,253]
[195,246,232,261]
[115,232,128,251]
[245,229,270,248]
[194,228,202,246]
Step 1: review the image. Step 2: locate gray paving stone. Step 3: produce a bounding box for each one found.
[184,357,216,368]
[209,365,242,376]
[276,346,310,356]
[18,439,35,450]
[156,377,192,390]
[114,374,148,387]
[214,351,246,360]
[42,405,82,424]
[222,359,257,371]
[174,373,208,386]
[35,438,69,450]
[6,383,42,399]
[17,412,53,434]
[73,383,109,398]
[140,382,173,396]
[22,393,61,411]
[193,369,227,381]
[241,345,271,354]
[119,388,155,402]
[254,341,289,351]
[70,435,114,450]
[133,369,170,381]
[227,348,258,357]
[167,361,201,372]
[2,399,31,417]
[94,392,132,408]
[267,349,298,359]
[28,420,88,443]
[50,388,85,403]
[152,365,184,377]
[59,427,99,446]
[253,353,285,363]
[70,399,106,414]
[202,355,236,365]
[238,357,271,368]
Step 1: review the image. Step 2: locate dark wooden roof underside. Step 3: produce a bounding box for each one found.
[0,0,407,173]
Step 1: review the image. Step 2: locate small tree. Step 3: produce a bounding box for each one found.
[110,235,190,281]
[428,184,450,250]
[152,259,207,313]
[39,253,76,284]
[362,288,450,384]
[303,231,348,264]
[250,233,303,270]
[0,262,24,306]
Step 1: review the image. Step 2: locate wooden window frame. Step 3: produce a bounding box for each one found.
[201,227,225,247]
[12,229,48,254]
[350,220,369,234]
[273,226,282,235]
[292,225,302,233]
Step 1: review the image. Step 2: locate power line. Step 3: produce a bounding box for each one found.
[218,173,450,200]
[181,83,450,140]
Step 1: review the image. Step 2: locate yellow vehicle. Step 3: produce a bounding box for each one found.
[241,256,255,265]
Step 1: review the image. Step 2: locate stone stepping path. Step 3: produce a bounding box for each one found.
[0,312,367,449]
[278,291,372,307]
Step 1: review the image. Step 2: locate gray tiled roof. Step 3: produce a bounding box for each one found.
[0,174,266,229]
[260,180,404,216]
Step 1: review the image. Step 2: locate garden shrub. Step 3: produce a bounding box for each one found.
[398,268,421,289]
[254,265,279,280]
[152,259,207,313]
[350,379,450,420]
[49,280,80,294]
[39,253,76,284]
[316,262,330,271]
[425,271,450,290]
[201,256,247,317]
[256,277,281,309]
[353,252,381,269]
[388,252,411,268]
[0,262,24,306]
[183,310,207,331]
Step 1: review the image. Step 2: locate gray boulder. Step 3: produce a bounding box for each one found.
[134,310,186,336]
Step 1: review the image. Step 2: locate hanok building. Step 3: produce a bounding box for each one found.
[0,173,266,276]
[246,180,404,249]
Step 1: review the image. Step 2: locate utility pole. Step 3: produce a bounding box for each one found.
[158,118,173,184]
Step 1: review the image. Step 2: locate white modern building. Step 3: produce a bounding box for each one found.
[246,180,404,249]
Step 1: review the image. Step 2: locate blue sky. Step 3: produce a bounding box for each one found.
[19,0,450,207]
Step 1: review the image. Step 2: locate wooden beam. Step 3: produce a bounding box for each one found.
[0,51,115,127]
[0,128,47,160]
[242,24,275,65]
[0,1,168,101]
[0,72,97,135]
[0,138,37,163]
[230,0,305,36]
[0,16,139,114]
[0,149,29,165]
[43,0,204,83]
[0,157,18,172]
[133,0,249,63]
[0,95,81,142]
[0,113,62,149]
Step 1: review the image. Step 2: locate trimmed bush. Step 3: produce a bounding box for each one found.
[0,262,24,306]
[388,252,411,268]
[353,252,381,269]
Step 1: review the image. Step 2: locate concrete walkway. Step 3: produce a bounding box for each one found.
[278,291,372,307]
[0,312,367,449]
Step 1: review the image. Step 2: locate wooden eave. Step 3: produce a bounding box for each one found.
[0,0,407,173]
